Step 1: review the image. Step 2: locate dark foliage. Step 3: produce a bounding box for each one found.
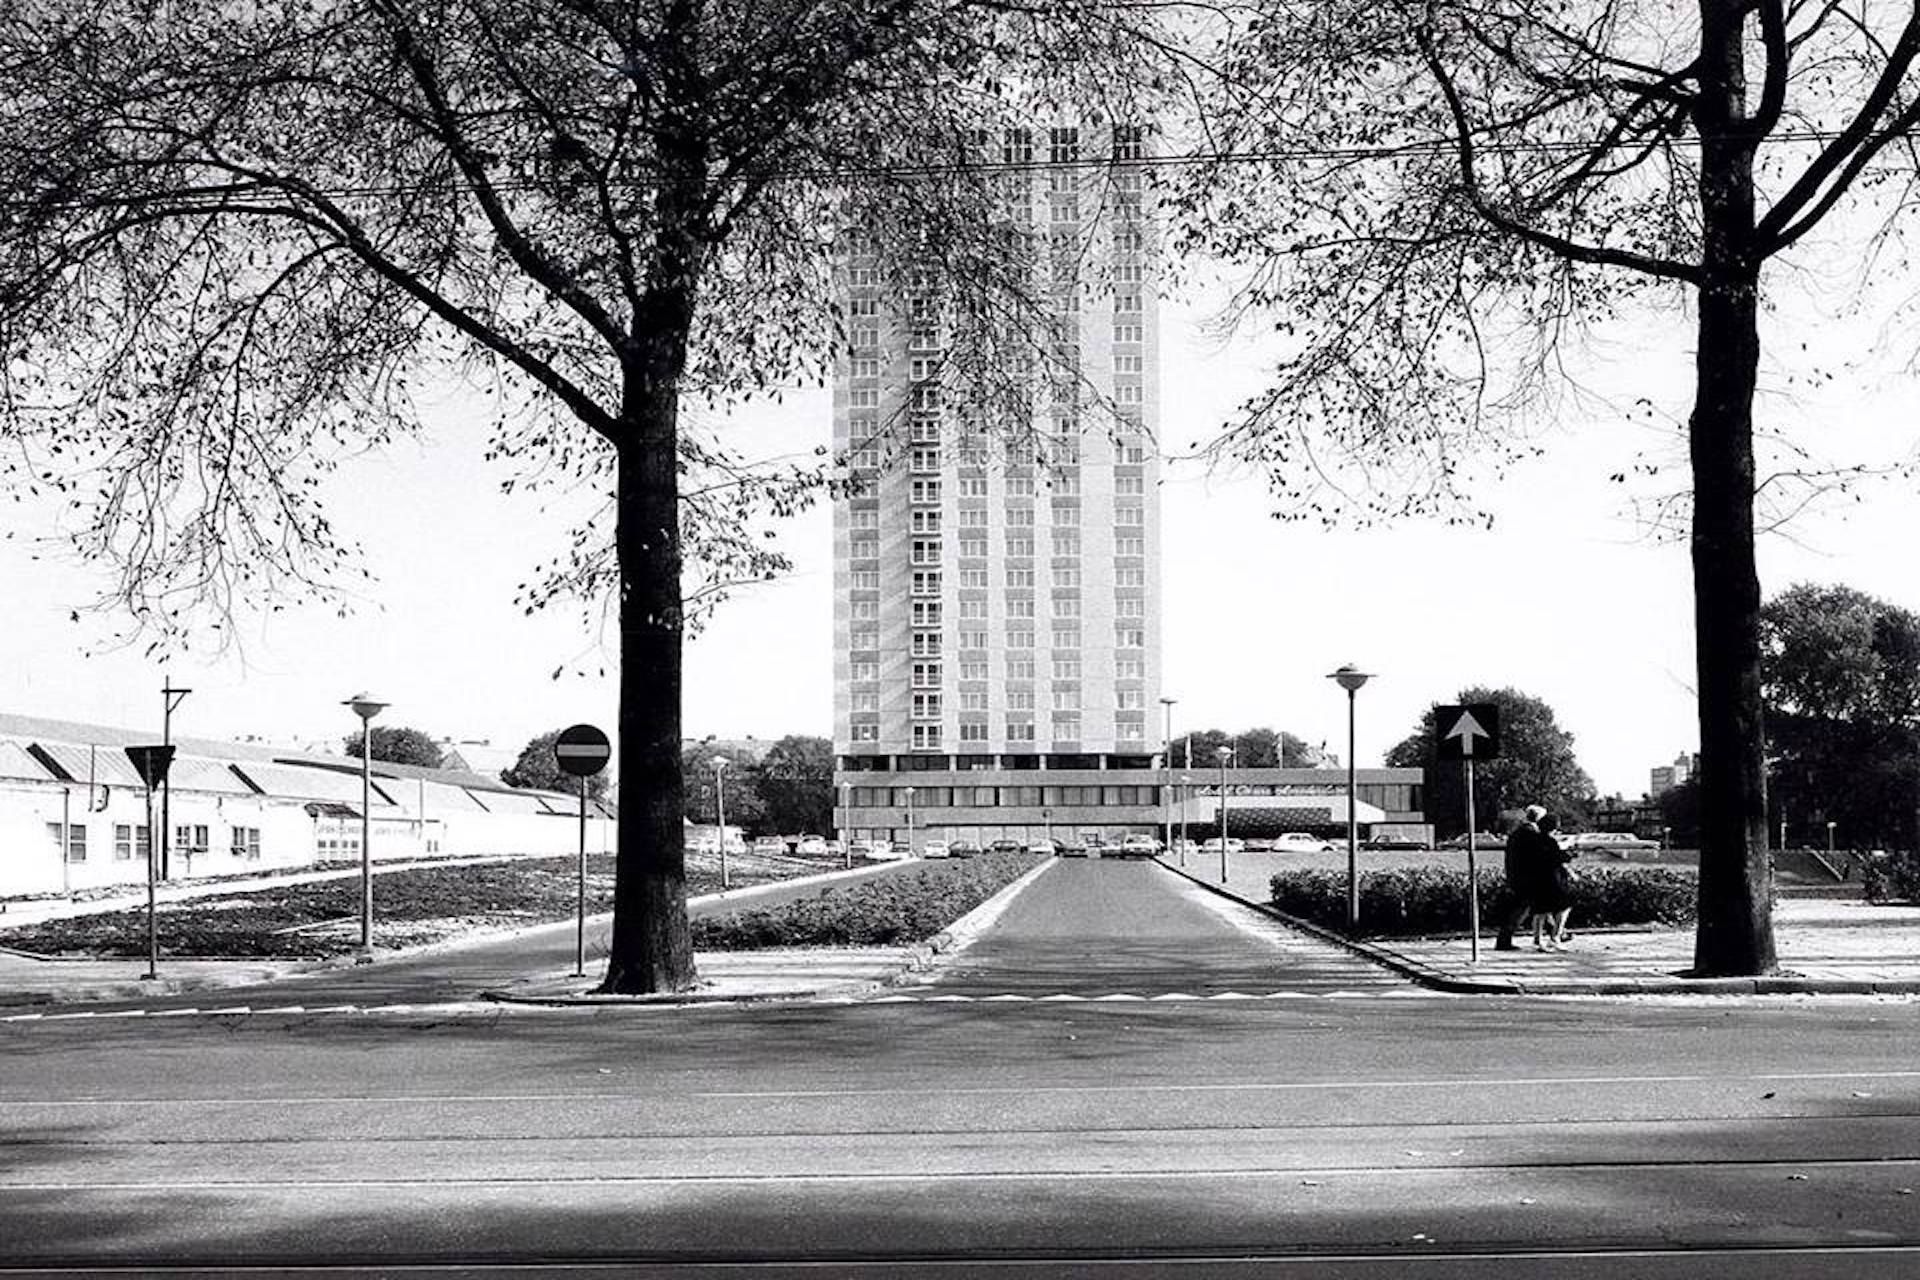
[691,852,1038,949]
[1268,866,1698,938]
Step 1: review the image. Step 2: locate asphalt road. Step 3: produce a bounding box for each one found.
[3,859,1919,1277]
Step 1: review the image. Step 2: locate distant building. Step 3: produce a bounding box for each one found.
[0,711,612,897]
[1650,752,1699,798]
[439,740,519,781]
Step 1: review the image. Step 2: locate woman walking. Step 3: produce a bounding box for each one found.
[1532,813,1577,950]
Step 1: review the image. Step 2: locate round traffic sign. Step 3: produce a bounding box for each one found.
[553,724,611,777]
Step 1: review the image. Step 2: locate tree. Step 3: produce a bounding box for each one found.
[1187,1,1920,975]
[342,725,444,769]
[682,744,767,836]
[1,1,1172,990]
[754,735,834,836]
[501,728,611,801]
[1385,688,1595,839]
[1762,584,1920,849]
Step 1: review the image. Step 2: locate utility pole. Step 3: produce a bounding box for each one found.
[160,677,191,880]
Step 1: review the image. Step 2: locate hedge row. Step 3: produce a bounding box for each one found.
[1268,865,1699,938]
[1864,851,1920,904]
[692,851,1041,949]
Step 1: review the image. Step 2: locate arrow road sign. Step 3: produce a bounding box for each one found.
[1435,704,1500,761]
[553,724,611,778]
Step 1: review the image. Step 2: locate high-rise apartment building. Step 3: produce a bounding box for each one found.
[830,123,1167,847]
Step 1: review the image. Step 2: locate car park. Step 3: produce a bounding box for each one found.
[752,836,788,856]
[1055,840,1087,857]
[1028,839,1057,857]
[1200,837,1246,855]
[1271,832,1336,853]
[1362,832,1431,851]
[824,839,844,859]
[796,835,828,855]
[989,838,1023,854]
[852,839,892,860]
[921,839,951,859]
[1118,834,1162,858]
[1437,832,1502,849]
[948,841,981,858]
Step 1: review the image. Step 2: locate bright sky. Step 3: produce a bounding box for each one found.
[3,272,1916,800]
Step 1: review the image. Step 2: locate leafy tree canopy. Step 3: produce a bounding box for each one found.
[501,727,612,800]
[1169,728,1326,769]
[342,725,445,769]
[1385,687,1595,838]
[754,735,835,836]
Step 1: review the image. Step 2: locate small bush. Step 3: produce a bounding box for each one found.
[693,852,1039,949]
[1268,865,1698,938]
[1863,850,1920,903]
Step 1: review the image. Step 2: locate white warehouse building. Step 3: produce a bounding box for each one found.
[0,712,613,898]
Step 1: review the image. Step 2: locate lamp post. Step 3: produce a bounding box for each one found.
[841,781,853,869]
[713,758,731,889]
[1827,820,1837,860]
[1179,775,1191,864]
[1043,808,1053,845]
[1327,664,1373,930]
[904,785,916,856]
[343,693,387,964]
[1159,697,1177,857]
[1215,745,1234,882]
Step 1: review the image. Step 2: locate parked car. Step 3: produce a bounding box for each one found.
[1362,832,1431,851]
[1169,838,1201,859]
[824,839,844,859]
[989,838,1024,854]
[948,841,981,858]
[752,836,788,856]
[1271,832,1336,853]
[921,839,951,859]
[1055,840,1087,857]
[1563,831,1661,853]
[1437,832,1502,849]
[796,834,828,855]
[1244,837,1275,852]
[852,839,893,860]
[1118,834,1162,858]
[1200,837,1246,855]
[1028,839,1057,857]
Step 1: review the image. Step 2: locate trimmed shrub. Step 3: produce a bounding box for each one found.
[1863,850,1920,904]
[693,851,1040,949]
[1268,865,1698,937]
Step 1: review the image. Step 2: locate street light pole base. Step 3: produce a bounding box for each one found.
[353,949,375,966]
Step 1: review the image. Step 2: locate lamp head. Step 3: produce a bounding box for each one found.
[343,693,388,722]
[1215,745,1234,763]
[1328,664,1373,693]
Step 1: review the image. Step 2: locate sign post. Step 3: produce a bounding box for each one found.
[553,725,611,979]
[1434,704,1501,966]
[124,745,176,982]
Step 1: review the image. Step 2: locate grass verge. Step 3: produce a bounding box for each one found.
[692,852,1042,949]
[0,852,863,959]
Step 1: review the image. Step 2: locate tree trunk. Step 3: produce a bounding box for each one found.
[1688,0,1777,977]
[600,416,697,993]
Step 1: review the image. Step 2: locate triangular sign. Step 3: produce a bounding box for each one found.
[124,745,176,789]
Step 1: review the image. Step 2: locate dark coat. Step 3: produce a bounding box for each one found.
[1503,822,1541,896]
[1532,834,1575,912]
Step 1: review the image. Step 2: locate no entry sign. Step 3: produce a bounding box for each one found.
[553,724,611,777]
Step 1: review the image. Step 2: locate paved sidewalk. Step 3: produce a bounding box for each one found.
[1163,851,1920,995]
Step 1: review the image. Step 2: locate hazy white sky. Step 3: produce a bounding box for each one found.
[3,275,1916,800]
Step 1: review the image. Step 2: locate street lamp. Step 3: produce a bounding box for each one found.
[1179,775,1191,864]
[841,781,853,869]
[1327,663,1373,929]
[1043,808,1053,845]
[713,758,731,889]
[342,692,388,964]
[904,785,916,856]
[1827,819,1837,860]
[1159,696,1178,857]
[1215,745,1234,882]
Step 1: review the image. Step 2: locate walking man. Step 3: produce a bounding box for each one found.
[1494,803,1547,951]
